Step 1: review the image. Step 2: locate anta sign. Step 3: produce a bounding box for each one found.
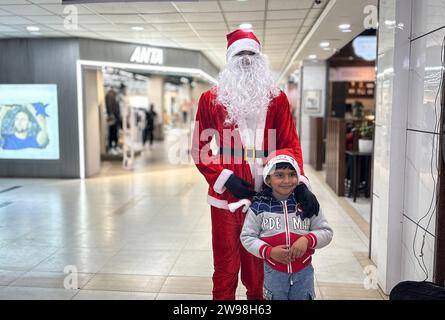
[130,46,164,65]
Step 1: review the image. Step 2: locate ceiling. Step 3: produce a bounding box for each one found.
[0,0,376,81]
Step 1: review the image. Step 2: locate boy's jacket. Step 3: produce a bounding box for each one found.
[240,187,333,273]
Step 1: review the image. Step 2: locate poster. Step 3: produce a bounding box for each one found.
[0,84,60,159]
[303,89,322,113]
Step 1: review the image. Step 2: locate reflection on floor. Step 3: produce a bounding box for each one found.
[0,139,387,300]
[344,197,371,224]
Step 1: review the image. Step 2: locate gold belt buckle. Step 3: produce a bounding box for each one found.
[244,147,256,161]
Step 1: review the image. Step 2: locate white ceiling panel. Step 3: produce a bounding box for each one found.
[0,0,28,4]
[182,12,224,22]
[85,3,138,14]
[220,0,266,12]
[39,4,94,15]
[155,22,191,31]
[0,4,52,15]
[26,15,65,24]
[174,1,220,13]
[141,13,184,23]
[190,22,227,30]
[76,14,109,24]
[102,14,145,24]
[224,11,264,22]
[268,0,315,10]
[0,16,34,24]
[266,28,302,35]
[133,2,177,14]
[266,19,304,28]
[267,10,307,20]
[0,0,370,81]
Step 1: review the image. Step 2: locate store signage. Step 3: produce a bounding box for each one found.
[130,46,164,65]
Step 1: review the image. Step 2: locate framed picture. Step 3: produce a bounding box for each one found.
[303,89,322,113]
[0,84,60,160]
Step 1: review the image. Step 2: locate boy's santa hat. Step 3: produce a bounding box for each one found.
[263,149,301,187]
[226,29,261,61]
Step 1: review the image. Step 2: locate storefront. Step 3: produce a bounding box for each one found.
[0,38,218,179]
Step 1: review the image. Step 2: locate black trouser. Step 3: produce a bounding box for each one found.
[108,124,118,149]
[143,128,154,145]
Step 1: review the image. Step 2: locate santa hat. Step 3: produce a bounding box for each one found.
[226,29,261,61]
[263,149,301,187]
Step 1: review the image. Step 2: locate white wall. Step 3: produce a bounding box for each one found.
[83,67,103,177]
[372,0,444,294]
[148,75,163,125]
[401,0,444,284]
[299,61,327,163]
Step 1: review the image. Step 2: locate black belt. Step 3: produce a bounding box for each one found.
[219,147,270,160]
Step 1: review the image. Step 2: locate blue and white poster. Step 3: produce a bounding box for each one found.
[0,84,60,160]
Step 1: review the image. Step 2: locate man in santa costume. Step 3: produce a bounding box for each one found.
[192,29,319,300]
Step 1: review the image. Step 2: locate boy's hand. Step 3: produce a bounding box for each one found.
[270,245,291,264]
[290,237,308,261]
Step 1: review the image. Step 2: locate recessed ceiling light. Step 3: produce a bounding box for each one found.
[385,20,396,26]
[131,26,144,31]
[26,26,40,32]
[322,47,331,51]
[320,41,330,47]
[308,54,317,59]
[338,24,351,30]
[239,23,252,29]
[342,29,352,33]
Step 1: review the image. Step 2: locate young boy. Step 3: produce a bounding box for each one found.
[240,149,333,300]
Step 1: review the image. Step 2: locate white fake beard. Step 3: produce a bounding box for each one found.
[216,53,279,126]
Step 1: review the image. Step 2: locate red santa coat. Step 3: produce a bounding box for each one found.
[192,87,306,210]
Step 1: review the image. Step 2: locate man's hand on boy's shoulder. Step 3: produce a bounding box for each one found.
[294,183,320,219]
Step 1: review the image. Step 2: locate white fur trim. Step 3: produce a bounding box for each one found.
[207,195,229,210]
[228,199,252,213]
[299,175,312,191]
[263,155,301,187]
[226,38,261,61]
[213,169,233,194]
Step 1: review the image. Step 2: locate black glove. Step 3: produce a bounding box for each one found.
[294,183,320,219]
[224,174,256,199]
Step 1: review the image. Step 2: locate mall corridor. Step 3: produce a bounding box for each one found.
[0,140,385,300]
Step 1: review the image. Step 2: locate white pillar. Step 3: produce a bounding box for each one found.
[371,0,412,294]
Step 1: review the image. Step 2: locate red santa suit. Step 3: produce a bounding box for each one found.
[191,29,307,300]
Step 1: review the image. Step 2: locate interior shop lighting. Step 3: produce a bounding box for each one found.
[338,24,351,30]
[239,23,252,30]
[26,26,40,32]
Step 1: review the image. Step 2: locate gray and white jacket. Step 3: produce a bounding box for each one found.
[240,187,333,273]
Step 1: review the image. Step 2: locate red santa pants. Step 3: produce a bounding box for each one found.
[210,206,264,300]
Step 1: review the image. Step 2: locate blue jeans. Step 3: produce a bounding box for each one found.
[263,263,315,300]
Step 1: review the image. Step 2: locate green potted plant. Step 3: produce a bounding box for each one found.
[358,124,374,153]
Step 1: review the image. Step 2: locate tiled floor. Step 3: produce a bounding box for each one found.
[0,132,387,300]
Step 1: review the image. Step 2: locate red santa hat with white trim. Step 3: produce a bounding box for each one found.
[263,148,301,187]
[226,29,261,61]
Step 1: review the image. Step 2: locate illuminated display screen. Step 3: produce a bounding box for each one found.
[352,36,377,61]
[0,84,60,160]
